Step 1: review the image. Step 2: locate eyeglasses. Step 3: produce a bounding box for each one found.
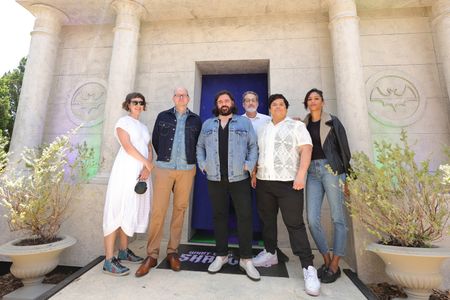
[174,94,189,99]
[130,100,145,106]
[243,98,257,103]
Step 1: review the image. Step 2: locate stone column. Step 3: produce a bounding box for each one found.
[327,0,372,154]
[432,0,450,290]
[95,0,146,181]
[8,4,67,160]
[326,0,380,283]
[432,0,450,101]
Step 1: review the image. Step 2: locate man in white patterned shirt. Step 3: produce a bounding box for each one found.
[243,90,290,264]
[251,94,321,297]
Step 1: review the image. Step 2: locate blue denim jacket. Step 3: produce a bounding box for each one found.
[152,108,202,164]
[196,114,258,182]
[156,109,194,170]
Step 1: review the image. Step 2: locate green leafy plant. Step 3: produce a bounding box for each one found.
[440,164,450,185]
[0,57,26,143]
[346,130,450,247]
[0,128,95,245]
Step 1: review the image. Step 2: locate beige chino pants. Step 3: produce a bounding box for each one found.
[146,166,196,258]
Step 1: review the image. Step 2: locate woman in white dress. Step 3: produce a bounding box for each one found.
[102,92,153,276]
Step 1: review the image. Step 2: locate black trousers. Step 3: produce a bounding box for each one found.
[207,177,253,259]
[256,180,314,268]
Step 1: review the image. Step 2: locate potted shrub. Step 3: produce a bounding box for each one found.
[345,130,450,300]
[0,128,94,289]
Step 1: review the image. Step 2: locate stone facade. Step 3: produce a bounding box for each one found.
[1,0,449,288]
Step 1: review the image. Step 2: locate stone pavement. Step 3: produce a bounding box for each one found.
[50,240,367,300]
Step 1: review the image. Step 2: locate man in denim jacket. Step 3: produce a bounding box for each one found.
[136,87,202,277]
[196,90,260,281]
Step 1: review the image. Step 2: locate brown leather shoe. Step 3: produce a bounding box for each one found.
[166,253,181,271]
[135,256,157,277]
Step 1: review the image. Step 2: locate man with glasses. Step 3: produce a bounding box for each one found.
[136,87,202,277]
[241,91,271,136]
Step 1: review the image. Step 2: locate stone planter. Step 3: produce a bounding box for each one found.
[367,243,450,300]
[0,234,76,285]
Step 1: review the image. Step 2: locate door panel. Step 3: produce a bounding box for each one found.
[191,73,268,235]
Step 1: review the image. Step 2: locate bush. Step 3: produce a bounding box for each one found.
[346,130,450,247]
[0,128,95,244]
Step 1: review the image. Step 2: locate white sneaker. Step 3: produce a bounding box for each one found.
[252,249,278,267]
[208,255,228,274]
[239,259,261,281]
[303,266,321,296]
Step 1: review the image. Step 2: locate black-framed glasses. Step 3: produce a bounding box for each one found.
[131,100,145,106]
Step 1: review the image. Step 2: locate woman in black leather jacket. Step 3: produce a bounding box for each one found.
[303,88,351,284]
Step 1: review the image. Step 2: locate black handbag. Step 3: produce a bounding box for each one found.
[134,179,147,194]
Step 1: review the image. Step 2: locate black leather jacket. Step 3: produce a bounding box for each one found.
[304,111,351,175]
[152,108,202,164]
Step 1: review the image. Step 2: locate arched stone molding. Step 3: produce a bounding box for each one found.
[366,70,425,127]
[8,4,68,162]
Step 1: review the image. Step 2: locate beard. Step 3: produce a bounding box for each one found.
[219,105,233,116]
[245,107,257,113]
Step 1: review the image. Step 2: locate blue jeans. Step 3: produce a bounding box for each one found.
[306,159,347,257]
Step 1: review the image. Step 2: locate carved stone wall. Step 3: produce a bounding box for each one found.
[66,81,106,127]
[366,70,425,127]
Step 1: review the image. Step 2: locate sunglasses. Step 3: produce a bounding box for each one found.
[130,100,145,106]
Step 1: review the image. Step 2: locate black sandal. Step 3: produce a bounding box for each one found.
[321,266,341,283]
[317,264,328,279]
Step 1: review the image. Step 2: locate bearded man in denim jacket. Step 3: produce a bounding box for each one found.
[196,90,260,281]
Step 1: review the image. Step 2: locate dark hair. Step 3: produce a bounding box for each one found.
[122,92,146,111]
[212,90,237,117]
[303,88,324,109]
[268,94,289,109]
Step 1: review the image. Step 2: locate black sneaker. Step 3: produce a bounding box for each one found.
[317,264,328,279]
[321,266,341,283]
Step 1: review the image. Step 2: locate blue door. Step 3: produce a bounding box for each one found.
[191,73,268,240]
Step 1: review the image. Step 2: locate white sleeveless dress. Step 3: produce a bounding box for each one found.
[103,115,152,237]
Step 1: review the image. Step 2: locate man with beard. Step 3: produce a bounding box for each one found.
[196,90,260,281]
[241,91,271,136]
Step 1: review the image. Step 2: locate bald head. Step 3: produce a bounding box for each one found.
[172,87,190,113]
[173,87,189,96]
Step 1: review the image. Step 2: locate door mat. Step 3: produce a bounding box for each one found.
[156,244,289,278]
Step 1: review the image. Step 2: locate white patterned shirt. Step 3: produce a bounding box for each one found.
[256,117,312,181]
